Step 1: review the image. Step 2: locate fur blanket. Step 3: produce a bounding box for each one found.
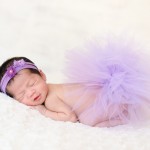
[0,0,150,149]
[0,93,150,150]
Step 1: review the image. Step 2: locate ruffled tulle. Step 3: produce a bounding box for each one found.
[64,37,150,126]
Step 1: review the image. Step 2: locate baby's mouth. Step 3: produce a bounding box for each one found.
[34,95,41,101]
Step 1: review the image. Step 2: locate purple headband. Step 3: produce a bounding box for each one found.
[0,59,38,94]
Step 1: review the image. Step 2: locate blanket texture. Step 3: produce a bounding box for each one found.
[0,93,150,150]
[0,0,150,150]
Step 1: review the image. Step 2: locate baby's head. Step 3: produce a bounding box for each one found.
[0,57,48,106]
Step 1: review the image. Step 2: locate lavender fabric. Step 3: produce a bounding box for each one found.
[64,38,150,125]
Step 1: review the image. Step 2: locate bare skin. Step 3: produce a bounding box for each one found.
[6,69,124,127]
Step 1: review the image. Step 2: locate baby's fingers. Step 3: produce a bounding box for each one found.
[70,113,79,123]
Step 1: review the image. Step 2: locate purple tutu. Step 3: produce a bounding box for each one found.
[64,38,150,126]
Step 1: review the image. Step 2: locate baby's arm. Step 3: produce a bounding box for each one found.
[45,97,78,122]
[31,104,77,122]
[31,105,59,120]
[33,98,78,122]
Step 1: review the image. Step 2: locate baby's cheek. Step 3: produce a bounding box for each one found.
[21,98,30,106]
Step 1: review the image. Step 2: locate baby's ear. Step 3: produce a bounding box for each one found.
[39,69,46,81]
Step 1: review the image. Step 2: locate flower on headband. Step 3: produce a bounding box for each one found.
[6,59,25,78]
[6,66,16,78]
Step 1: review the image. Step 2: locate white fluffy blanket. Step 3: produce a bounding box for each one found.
[0,93,150,150]
[0,0,150,150]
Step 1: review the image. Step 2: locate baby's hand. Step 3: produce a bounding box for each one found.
[30,105,79,123]
[58,111,78,123]
[30,105,46,115]
[69,112,79,123]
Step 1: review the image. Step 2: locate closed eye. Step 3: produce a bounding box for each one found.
[29,80,37,87]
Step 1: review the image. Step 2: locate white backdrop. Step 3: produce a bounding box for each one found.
[0,0,150,82]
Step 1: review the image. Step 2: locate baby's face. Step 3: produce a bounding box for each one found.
[6,69,48,106]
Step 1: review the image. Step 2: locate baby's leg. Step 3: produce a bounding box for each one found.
[94,119,125,127]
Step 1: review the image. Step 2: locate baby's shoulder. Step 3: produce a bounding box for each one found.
[44,93,59,110]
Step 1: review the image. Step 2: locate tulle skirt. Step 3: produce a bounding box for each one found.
[64,37,150,126]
